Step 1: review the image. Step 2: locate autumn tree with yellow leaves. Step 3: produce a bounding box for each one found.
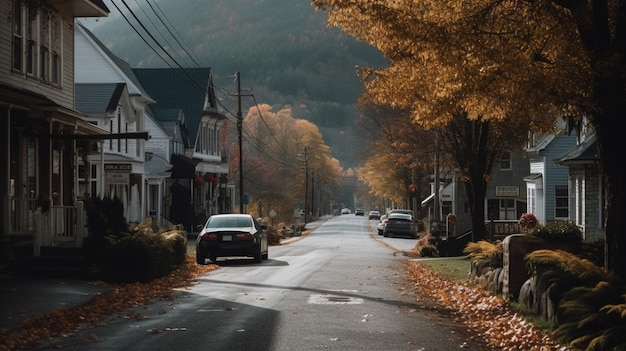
[238,104,342,223]
[356,103,435,212]
[312,0,626,277]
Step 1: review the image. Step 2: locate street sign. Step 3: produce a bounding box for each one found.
[104,163,132,172]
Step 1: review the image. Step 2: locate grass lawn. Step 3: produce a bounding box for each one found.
[417,256,471,283]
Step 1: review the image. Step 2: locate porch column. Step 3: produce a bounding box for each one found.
[1,108,10,238]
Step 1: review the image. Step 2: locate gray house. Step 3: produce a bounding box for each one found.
[524,121,578,225]
[555,128,603,240]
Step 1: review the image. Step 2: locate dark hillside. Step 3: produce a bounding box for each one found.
[81,0,387,167]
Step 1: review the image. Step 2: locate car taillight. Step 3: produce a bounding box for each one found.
[236,233,254,240]
[200,234,218,241]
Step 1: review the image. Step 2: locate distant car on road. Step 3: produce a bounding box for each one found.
[355,209,365,216]
[368,210,380,220]
[341,208,351,215]
[383,213,417,239]
[196,214,268,264]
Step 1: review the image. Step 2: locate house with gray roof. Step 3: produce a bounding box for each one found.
[524,119,578,226]
[555,126,603,240]
[134,68,231,230]
[74,22,153,227]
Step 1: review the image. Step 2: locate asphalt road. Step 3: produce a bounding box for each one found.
[36,215,485,351]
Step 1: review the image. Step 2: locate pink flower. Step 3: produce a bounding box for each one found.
[519,213,538,231]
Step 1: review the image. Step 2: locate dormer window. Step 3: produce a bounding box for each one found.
[499,151,512,171]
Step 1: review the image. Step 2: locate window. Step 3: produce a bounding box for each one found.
[39,8,50,82]
[78,164,98,198]
[499,151,512,170]
[50,13,61,85]
[555,185,569,219]
[12,0,23,71]
[12,1,62,85]
[26,4,37,76]
[499,199,516,220]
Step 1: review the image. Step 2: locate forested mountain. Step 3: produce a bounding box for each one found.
[81,0,387,167]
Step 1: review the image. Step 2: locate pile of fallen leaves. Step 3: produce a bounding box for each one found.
[0,257,217,351]
[405,260,570,351]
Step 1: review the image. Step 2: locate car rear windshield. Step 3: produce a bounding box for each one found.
[207,217,252,228]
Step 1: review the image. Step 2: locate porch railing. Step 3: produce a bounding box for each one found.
[7,197,85,256]
[485,220,520,240]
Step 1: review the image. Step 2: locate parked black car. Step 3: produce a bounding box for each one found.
[383,213,417,239]
[196,214,268,264]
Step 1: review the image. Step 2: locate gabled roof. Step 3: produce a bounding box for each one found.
[133,68,225,147]
[555,133,598,165]
[75,83,125,114]
[525,134,556,153]
[75,22,154,102]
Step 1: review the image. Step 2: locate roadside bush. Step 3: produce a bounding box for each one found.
[464,240,503,270]
[414,233,439,257]
[265,225,282,245]
[531,220,582,243]
[92,228,187,283]
[525,249,626,350]
[84,196,128,240]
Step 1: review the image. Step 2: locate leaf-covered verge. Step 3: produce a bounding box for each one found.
[405,260,566,350]
[0,257,218,351]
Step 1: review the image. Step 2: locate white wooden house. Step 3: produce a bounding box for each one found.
[74,21,152,226]
[1,0,110,256]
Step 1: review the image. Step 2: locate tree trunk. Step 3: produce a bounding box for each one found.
[595,74,626,277]
[562,0,626,278]
[441,111,494,242]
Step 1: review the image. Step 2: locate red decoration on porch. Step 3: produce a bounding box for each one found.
[195,176,205,185]
[408,184,417,193]
[204,172,219,184]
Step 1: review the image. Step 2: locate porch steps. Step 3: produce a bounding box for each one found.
[21,247,90,279]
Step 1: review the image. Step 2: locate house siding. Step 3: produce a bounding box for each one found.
[527,132,577,224]
[74,27,127,84]
[542,135,576,222]
[570,164,603,240]
[0,3,74,109]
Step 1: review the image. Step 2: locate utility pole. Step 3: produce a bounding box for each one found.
[303,146,309,223]
[432,128,441,234]
[236,71,244,214]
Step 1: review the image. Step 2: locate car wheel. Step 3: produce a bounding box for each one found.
[253,246,262,263]
[378,229,382,235]
[262,250,269,260]
[196,251,206,265]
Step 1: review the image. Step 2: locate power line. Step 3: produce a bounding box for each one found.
[119,0,187,71]
[146,0,204,67]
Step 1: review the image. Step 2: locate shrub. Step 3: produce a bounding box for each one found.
[87,228,187,283]
[464,240,503,270]
[414,233,439,257]
[265,225,282,245]
[531,220,582,243]
[84,196,128,239]
[525,249,626,350]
